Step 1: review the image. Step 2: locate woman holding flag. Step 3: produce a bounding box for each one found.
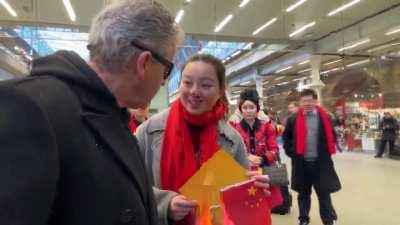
[230,88,283,210]
[136,54,271,225]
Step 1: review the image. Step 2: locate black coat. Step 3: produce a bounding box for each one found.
[0,51,158,225]
[380,117,399,141]
[282,113,341,194]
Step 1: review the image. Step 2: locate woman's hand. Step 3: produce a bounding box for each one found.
[168,195,197,221]
[248,154,263,166]
[246,170,271,196]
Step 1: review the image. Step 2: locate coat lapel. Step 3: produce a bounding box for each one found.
[82,111,147,202]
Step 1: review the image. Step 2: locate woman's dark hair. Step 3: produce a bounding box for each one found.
[238,88,260,112]
[181,54,226,91]
[300,88,318,100]
[180,54,228,116]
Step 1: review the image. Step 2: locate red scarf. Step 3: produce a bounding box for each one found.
[295,105,336,155]
[161,98,226,192]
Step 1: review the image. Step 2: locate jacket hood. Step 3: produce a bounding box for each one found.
[30,50,115,103]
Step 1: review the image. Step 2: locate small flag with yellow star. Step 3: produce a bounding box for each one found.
[220,180,271,225]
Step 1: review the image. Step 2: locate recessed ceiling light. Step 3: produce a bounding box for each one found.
[368,43,400,52]
[239,0,251,8]
[175,10,184,23]
[286,0,308,12]
[324,59,342,65]
[346,59,370,67]
[298,68,311,73]
[327,0,361,17]
[386,26,400,36]
[240,81,251,86]
[298,59,310,65]
[276,66,293,73]
[338,38,370,52]
[252,18,277,35]
[0,0,17,17]
[214,14,233,32]
[289,21,316,37]
[63,0,76,22]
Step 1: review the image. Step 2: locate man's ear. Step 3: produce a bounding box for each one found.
[134,51,152,81]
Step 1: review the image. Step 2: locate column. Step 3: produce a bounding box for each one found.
[309,55,325,104]
[254,68,264,109]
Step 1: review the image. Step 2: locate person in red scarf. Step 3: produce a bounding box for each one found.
[230,88,283,209]
[136,54,270,225]
[282,89,341,225]
[128,106,149,134]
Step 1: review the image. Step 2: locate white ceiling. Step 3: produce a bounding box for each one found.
[1,0,400,88]
[1,0,399,42]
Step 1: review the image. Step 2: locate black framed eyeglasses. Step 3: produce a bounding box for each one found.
[130,40,174,80]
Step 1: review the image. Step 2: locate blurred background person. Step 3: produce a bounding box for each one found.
[375,112,399,158]
[129,106,150,133]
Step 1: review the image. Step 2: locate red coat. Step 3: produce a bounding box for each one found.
[231,119,280,165]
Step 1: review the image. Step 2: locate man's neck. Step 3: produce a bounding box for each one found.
[88,61,129,108]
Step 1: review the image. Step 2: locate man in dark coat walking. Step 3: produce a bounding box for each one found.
[283,89,341,225]
[375,112,399,158]
[0,0,181,224]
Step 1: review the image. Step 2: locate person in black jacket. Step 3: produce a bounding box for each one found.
[375,112,399,158]
[283,89,341,225]
[0,1,180,224]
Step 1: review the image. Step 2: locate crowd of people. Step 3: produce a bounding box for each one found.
[4,0,400,225]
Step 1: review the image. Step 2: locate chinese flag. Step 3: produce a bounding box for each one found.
[179,149,248,225]
[220,180,271,225]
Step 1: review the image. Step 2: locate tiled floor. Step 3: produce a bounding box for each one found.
[272,151,400,225]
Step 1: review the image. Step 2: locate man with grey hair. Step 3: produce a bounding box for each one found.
[0,0,180,224]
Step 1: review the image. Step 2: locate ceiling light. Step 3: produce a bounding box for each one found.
[243,42,254,50]
[277,81,290,86]
[240,81,251,86]
[214,14,233,32]
[175,10,184,23]
[286,0,308,12]
[252,17,277,35]
[293,77,304,81]
[276,66,293,73]
[63,0,76,22]
[0,0,17,17]
[263,81,269,84]
[298,68,311,73]
[324,59,342,65]
[321,67,343,74]
[289,21,316,37]
[338,38,370,52]
[274,76,286,80]
[239,0,251,8]
[368,43,400,52]
[231,50,242,57]
[385,26,400,36]
[327,0,361,17]
[298,59,310,65]
[185,0,191,2]
[346,59,370,67]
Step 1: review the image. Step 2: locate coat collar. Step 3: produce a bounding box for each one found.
[82,111,147,204]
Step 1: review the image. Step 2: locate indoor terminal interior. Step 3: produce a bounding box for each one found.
[1,0,400,225]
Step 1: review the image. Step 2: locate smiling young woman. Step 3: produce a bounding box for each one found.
[136,54,271,225]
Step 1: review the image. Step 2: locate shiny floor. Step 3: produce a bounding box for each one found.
[273,151,400,225]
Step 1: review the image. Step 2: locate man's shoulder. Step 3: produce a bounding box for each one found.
[0,76,71,95]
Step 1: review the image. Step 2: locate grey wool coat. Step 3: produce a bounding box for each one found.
[136,109,249,225]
